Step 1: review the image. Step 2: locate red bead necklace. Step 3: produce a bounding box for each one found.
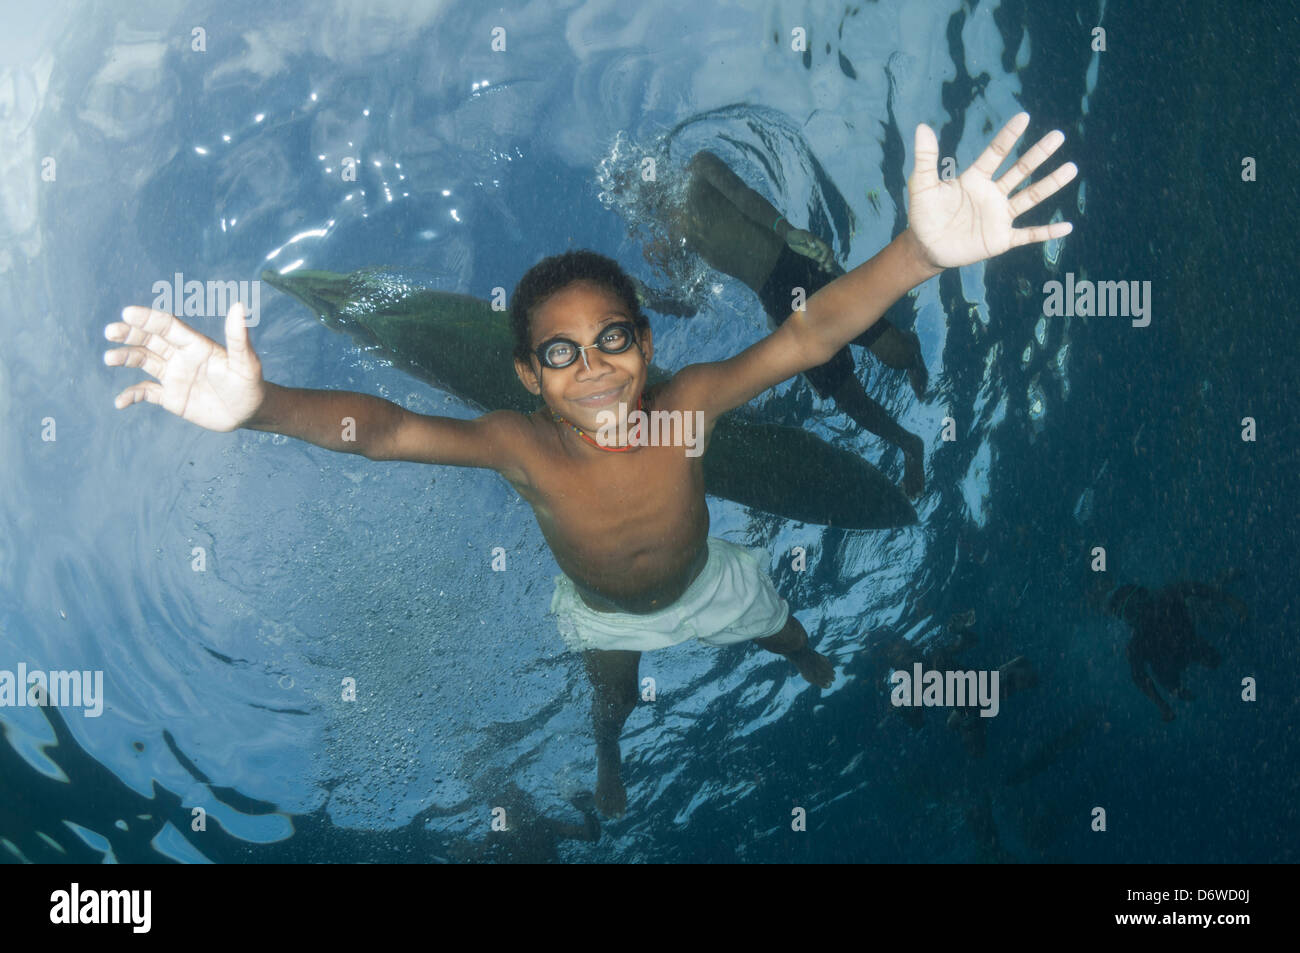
[551,394,645,452]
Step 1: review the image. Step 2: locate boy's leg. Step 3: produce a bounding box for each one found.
[825,375,925,498]
[753,615,834,688]
[581,648,641,818]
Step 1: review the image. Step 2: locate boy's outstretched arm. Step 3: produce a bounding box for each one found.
[675,113,1077,419]
[105,302,523,473]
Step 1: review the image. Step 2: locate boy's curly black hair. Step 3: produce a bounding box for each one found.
[509,250,649,365]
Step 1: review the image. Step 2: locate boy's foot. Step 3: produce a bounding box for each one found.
[902,433,925,498]
[787,644,835,688]
[756,618,833,688]
[907,360,928,401]
[594,741,627,818]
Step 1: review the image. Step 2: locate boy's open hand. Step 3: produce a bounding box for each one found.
[907,112,1077,270]
[104,303,265,432]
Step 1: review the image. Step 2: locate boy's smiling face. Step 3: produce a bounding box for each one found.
[514,280,653,432]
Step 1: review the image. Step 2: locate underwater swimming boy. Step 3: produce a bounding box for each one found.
[105,116,1075,816]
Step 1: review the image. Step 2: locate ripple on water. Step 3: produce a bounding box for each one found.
[1043,209,1066,267]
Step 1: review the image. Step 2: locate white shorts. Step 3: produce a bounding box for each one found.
[550,537,790,653]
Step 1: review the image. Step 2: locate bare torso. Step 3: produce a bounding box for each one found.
[502,383,712,615]
[499,164,784,614]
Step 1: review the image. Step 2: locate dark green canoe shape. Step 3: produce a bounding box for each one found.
[263,267,915,530]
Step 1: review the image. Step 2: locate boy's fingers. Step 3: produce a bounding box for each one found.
[103,344,167,380]
[1011,219,1072,249]
[911,122,940,185]
[120,306,203,350]
[970,112,1030,179]
[113,382,163,409]
[104,321,175,360]
[224,302,253,365]
[1007,161,1079,219]
[996,129,1067,195]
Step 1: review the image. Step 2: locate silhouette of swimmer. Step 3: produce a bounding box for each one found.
[450,787,600,864]
[609,148,930,498]
[870,610,1036,758]
[1101,578,1247,721]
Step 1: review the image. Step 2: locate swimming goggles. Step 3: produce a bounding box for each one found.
[534,321,639,370]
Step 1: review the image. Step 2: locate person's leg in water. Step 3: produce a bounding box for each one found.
[752,614,835,688]
[812,359,926,498]
[581,648,641,818]
[760,247,926,497]
[787,246,929,401]
[853,319,928,401]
